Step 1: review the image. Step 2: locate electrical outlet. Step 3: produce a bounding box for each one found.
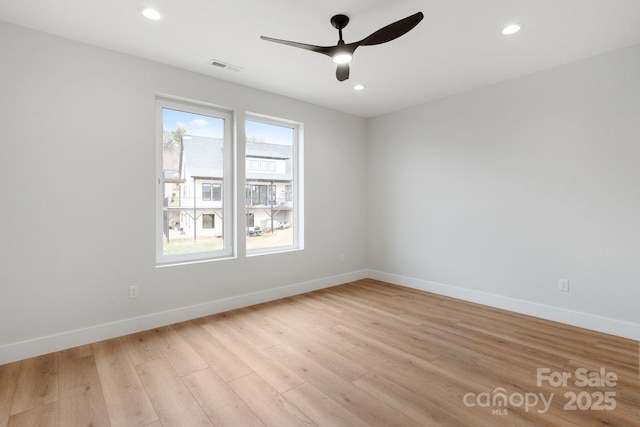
[339,253,345,263]
[558,279,569,292]
[129,285,139,299]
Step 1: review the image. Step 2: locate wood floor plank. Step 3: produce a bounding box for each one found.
[228,373,314,427]
[160,325,210,376]
[416,321,571,372]
[58,350,110,427]
[260,315,369,382]
[199,319,305,393]
[92,338,158,427]
[353,370,486,427]
[395,297,466,325]
[283,382,370,427]
[123,326,209,377]
[7,402,58,427]
[325,285,406,315]
[337,318,448,364]
[265,343,424,427]
[344,344,488,413]
[121,329,166,366]
[293,292,349,318]
[260,300,347,339]
[183,367,266,427]
[287,291,338,313]
[321,289,423,330]
[172,320,253,381]
[0,361,20,427]
[58,344,93,360]
[9,353,58,416]
[333,324,440,365]
[136,358,212,426]
[216,308,282,349]
[261,306,356,355]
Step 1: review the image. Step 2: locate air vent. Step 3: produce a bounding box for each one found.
[211,59,242,72]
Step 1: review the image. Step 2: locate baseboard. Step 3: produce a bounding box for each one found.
[0,269,369,364]
[367,269,639,341]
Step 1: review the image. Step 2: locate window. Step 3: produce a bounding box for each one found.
[245,116,303,253]
[202,183,221,202]
[156,97,233,264]
[202,214,215,229]
[246,184,275,206]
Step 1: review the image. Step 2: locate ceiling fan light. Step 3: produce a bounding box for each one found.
[332,52,352,64]
[502,23,521,35]
[140,7,162,21]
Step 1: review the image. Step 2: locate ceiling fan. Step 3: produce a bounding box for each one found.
[260,11,424,81]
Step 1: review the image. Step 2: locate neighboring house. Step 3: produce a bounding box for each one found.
[162,135,293,242]
[245,140,294,234]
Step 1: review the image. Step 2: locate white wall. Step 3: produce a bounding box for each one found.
[367,44,640,339]
[0,22,368,363]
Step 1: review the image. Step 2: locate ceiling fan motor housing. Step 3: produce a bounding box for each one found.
[331,14,350,30]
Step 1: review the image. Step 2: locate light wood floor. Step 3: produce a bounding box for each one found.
[1,279,638,426]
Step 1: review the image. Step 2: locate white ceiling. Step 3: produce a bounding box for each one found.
[2,0,640,118]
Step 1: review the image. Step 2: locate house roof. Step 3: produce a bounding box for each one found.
[181,136,224,179]
[181,135,293,181]
[246,141,292,160]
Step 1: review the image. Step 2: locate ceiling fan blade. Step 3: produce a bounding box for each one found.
[336,63,350,81]
[259,36,333,56]
[354,12,424,47]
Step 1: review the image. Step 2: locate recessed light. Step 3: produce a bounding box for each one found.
[353,84,365,91]
[502,23,521,35]
[140,7,162,21]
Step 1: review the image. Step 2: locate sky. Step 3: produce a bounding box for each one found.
[246,120,294,146]
[163,108,294,145]
[162,108,223,138]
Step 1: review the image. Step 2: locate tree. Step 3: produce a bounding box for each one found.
[165,126,186,148]
[247,134,266,143]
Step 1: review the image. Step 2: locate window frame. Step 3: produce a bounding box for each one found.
[156,97,234,266]
[245,113,304,256]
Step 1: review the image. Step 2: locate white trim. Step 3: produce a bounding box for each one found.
[0,270,368,364]
[367,269,640,341]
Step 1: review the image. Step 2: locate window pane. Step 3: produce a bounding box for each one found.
[202,183,212,201]
[158,100,232,264]
[212,184,221,201]
[246,118,299,252]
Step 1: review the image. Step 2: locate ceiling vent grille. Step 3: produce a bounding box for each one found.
[211,60,242,72]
